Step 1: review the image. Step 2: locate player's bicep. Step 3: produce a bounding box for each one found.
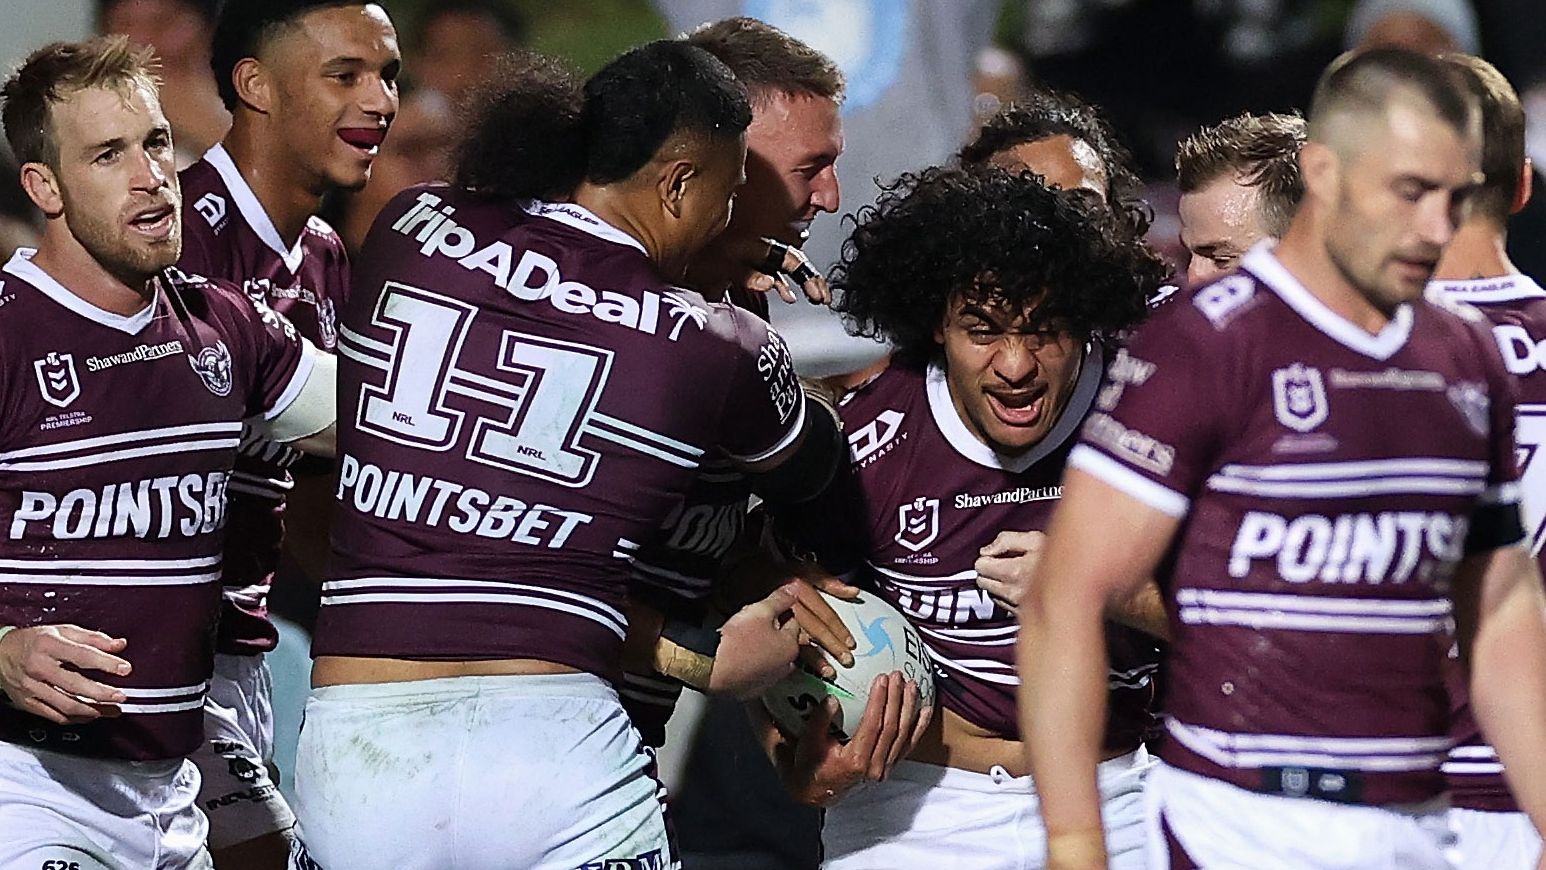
[1452,543,1545,670]
[1038,467,1183,607]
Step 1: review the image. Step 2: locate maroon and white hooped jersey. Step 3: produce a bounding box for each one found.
[179,144,351,656]
[804,353,1160,748]
[0,250,311,761]
[1431,273,1546,812]
[1075,245,1522,806]
[312,187,806,680]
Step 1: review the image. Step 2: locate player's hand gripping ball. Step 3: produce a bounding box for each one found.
[762,590,935,741]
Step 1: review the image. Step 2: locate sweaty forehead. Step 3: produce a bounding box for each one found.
[50,80,165,146]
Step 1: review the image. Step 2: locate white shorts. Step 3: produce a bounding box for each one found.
[1450,808,1543,870]
[290,672,677,870]
[821,747,1152,870]
[0,740,211,869]
[1146,762,1456,869]
[190,653,295,849]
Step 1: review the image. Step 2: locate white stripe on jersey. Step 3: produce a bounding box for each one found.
[0,422,243,462]
[2,438,241,472]
[321,576,627,638]
[338,339,390,370]
[1176,588,1450,634]
[1207,458,1487,499]
[116,681,210,715]
[867,562,979,585]
[340,324,393,358]
[926,648,1021,686]
[1442,744,1505,776]
[1168,718,1451,772]
[0,555,219,571]
[916,623,1017,646]
[0,570,220,586]
[585,414,702,469]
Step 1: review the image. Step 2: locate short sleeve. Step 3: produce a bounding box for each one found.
[1465,317,1526,553]
[715,307,806,464]
[1069,307,1232,518]
[207,280,313,422]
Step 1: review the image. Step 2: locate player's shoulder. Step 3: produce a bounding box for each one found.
[302,214,347,255]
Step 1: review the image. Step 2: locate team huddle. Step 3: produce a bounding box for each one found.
[0,2,1542,870]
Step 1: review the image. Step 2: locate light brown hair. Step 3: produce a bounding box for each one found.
[686,16,844,106]
[1442,53,1526,222]
[1177,111,1307,236]
[1,35,161,166]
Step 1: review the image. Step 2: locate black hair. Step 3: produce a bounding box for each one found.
[453,42,751,200]
[834,166,1166,365]
[210,0,362,109]
[959,89,1152,239]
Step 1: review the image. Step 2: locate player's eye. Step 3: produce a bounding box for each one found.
[95,148,120,165]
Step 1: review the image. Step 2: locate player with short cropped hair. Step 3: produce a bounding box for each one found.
[1429,51,1546,870]
[766,165,1167,868]
[179,3,400,865]
[1020,47,1546,870]
[1176,111,1308,286]
[0,36,336,870]
[292,44,846,868]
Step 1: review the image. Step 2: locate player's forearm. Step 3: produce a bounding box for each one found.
[1108,580,1170,641]
[1018,589,1110,851]
[1471,561,1546,832]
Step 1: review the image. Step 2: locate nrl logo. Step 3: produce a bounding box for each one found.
[1272,363,1328,433]
[33,351,81,408]
[894,496,940,553]
[189,341,233,397]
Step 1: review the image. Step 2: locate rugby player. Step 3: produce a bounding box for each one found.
[766,166,1167,868]
[1176,111,1307,286]
[0,37,335,869]
[177,3,399,865]
[619,16,855,751]
[292,44,845,868]
[1020,47,1546,869]
[1429,52,1546,870]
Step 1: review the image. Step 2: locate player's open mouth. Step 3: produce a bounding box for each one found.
[985,388,1045,427]
[338,127,386,155]
[128,204,175,240]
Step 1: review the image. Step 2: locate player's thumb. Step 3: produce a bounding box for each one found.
[762,582,800,621]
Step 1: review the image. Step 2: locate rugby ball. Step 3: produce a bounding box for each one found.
[761,590,936,741]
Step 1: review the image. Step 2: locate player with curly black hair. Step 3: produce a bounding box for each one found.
[762,165,1169,869]
[961,88,1152,242]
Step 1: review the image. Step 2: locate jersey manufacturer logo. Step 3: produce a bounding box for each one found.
[194,192,226,226]
[33,352,81,408]
[1272,363,1328,433]
[848,409,904,464]
[189,341,233,396]
[895,496,940,552]
[1446,381,1490,437]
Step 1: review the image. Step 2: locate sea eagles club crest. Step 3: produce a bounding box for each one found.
[895,496,940,552]
[1272,363,1329,433]
[189,341,234,396]
[34,352,81,408]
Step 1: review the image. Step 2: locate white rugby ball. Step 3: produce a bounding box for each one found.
[761,590,936,741]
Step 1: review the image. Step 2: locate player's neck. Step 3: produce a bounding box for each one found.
[571,184,685,279]
[1274,216,1397,335]
[682,240,738,302]
[222,119,325,249]
[31,222,157,316]
[1430,220,1518,282]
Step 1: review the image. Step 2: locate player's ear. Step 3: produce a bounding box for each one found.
[661,159,696,220]
[1298,140,1339,205]
[1512,157,1533,215]
[231,57,274,114]
[20,161,63,217]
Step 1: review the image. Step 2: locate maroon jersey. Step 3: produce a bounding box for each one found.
[803,355,1159,747]
[313,188,806,680]
[1076,246,1522,806]
[179,144,350,655]
[0,250,310,760]
[1432,274,1546,811]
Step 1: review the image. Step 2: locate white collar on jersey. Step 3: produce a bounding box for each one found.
[1243,242,1414,361]
[1428,273,1546,304]
[3,248,159,334]
[925,340,1105,474]
[524,200,649,256]
[200,143,306,274]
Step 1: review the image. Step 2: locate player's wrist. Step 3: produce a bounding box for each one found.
[1045,828,1107,870]
[654,620,719,692]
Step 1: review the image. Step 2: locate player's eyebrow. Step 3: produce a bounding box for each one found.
[82,135,128,158]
